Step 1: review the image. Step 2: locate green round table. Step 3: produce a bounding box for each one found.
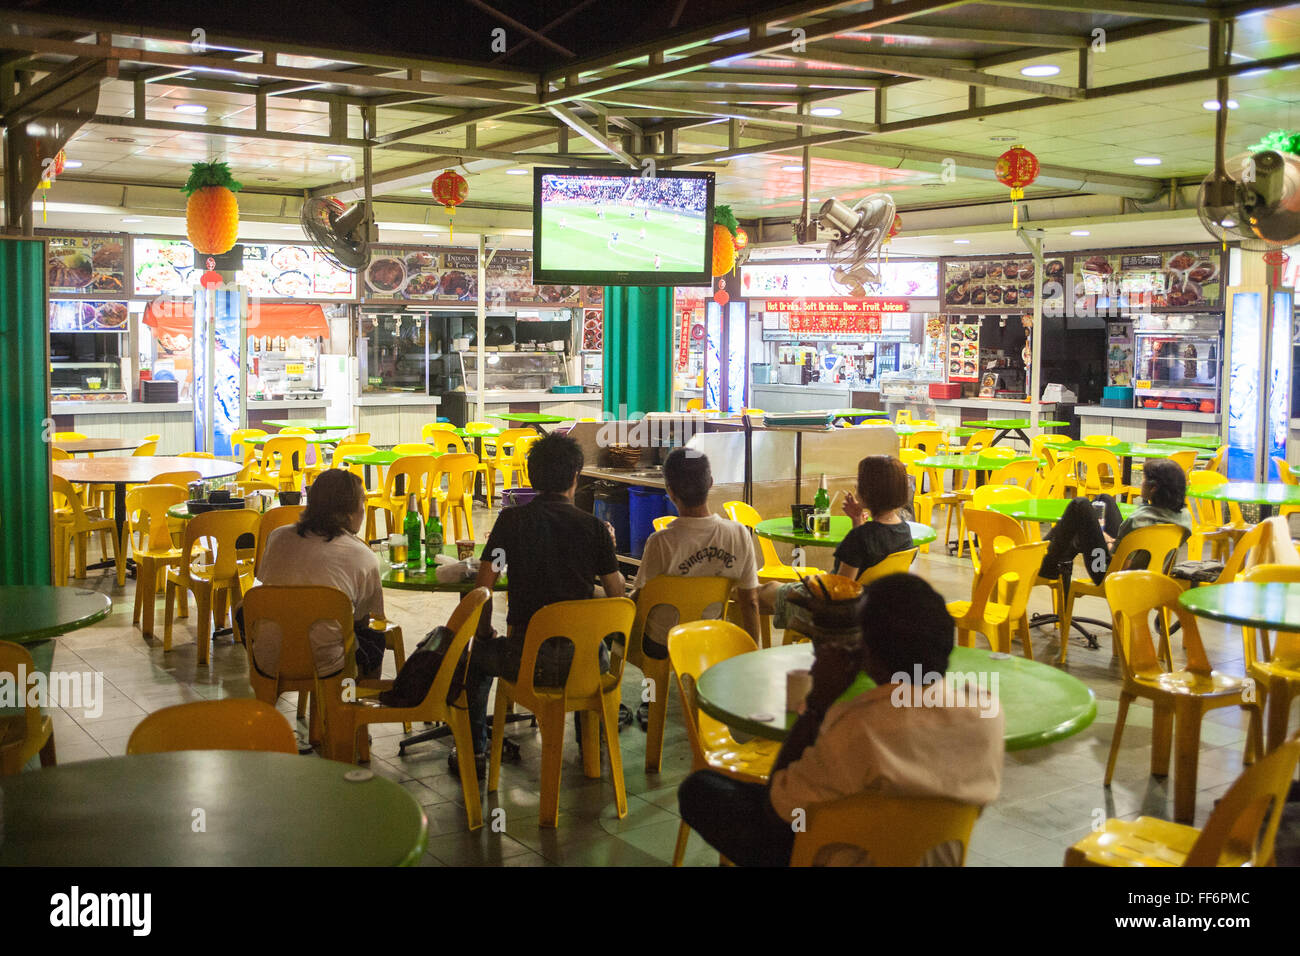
[695,643,1096,750]
[0,750,428,865]
[0,585,112,645]
[245,434,339,446]
[383,561,508,593]
[963,418,1070,447]
[1147,435,1222,452]
[1059,440,1212,460]
[1186,482,1300,519]
[1178,581,1300,632]
[754,517,937,549]
[259,420,353,432]
[491,413,572,434]
[916,453,1037,471]
[989,498,1136,524]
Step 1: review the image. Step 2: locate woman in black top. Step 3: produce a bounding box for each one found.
[759,455,914,619]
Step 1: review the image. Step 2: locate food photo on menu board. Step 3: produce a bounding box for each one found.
[946,318,981,382]
[364,246,470,301]
[239,243,355,298]
[133,238,199,296]
[1073,248,1221,309]
[48,235,127,295]
[943,257,1064,309]
[49,299,130,331]
[741,260,939,298]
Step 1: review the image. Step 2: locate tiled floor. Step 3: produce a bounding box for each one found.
[37,505,1289,867]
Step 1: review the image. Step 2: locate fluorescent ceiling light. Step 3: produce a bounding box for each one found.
[1020,65,1060,77]
[1202,99,1239,110]
[1070,230,1090,236]
[173,103,208,114]
[1133,157,1162,166]
[809,107,842,117]
[953,239,971,244]
[325,154,350,161]
[62,160,83,169]
[506,168,529,175]
[781,164,803,171]
[121,217,143,223]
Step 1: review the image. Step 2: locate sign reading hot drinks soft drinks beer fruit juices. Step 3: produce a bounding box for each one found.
[763,297,911,335]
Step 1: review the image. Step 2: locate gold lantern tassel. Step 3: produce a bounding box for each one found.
[1010,187,1023,229]
[447,205,455,241]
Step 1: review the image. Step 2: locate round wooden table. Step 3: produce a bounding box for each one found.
[754,517,937,550]
[0,750,428,866]
[54,438,145,455]
[54,456,240,549]
[695,643,1096,750]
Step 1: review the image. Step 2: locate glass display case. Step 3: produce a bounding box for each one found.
[1132,314,1221,413]
[51,330,129,402]
[454,351,569,392]
[358,310,431,394]
[249,334,322,400]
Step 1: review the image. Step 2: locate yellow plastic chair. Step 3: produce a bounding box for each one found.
[1270,457,1300,518]
[723,500,824,582]
[1057,524,1185,665]
[947,541,1048,658]
[946,447,1019,555]
[652,515,676,532]
[894,409,913,426]
[51,447,71,461]
[855,547,916,585]
[685,398,703,411]
[625,576,733,774]
[421,422,457,439]
[393,442,437,457]
[0,641,56,775]
[230,428,268,466]
[1240,564,1300,753]
[967,485,1036,546]
[149,469,202,488]
[126,699,297,754]
[328,589,490,828]
[433,453,481,541]
[1186,471,1246,561]
[164,508,260,667]
[51,475,123,586]
[1030,433,1072,463]
[142,433,161,442]
[365,455,440,539]
[1034,457,1078,500]
[487,597,636,827]
[1202,444,1227,474]
[952,428,996,455]
[1083,434,1123,447]
[1102,570,1262,824]
[252,505,305,579]
[790,793,981,867]
[329,443,378,488]
[485,428,536,497]
[277,426,315,436]
[178,451,216,459]
[256,435,309,492]
[962,505,1027,576]
[1072,446,1138,501]
[1164,449,1197,477]
[53,430,88,448]
[1067,734,1300,867]
[242,584,354,758]
[898,448,939,549]
[904,429,945,455]
[989,458,1037,489]
[667,620,781,865]
[425,431,467,455]
[124,484,187,639]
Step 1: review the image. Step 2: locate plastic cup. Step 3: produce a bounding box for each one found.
[456,539,475,560]
[786,669,813,715]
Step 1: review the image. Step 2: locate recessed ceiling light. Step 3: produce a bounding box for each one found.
[1070,230,1091,236]
[121,217,143,223]
[809,106,842,117]
[325,154,350,162]
[953,239,971,244]
[1202,99,1239,110]
[62,159,83,169]
[1021,64,1060,77]
[173,103,208,114]
[781,164,803,171]
[506,168,529,175]
[107,136,135,144]
[1133,157,1162,166]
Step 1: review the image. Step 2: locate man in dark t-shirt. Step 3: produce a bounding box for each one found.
[461,433,625,768]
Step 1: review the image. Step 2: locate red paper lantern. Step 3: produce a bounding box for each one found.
[887,213,902,241]
[1264,249,1291,285]
[432,170,469,239]
[733,227,749,250]
[200,269,224,289]
[995,145,1039,228]
[715,288,730,307]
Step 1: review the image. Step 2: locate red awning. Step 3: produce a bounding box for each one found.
[143,300,330,338]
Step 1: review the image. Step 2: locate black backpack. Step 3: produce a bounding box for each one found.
[378,625,470,708]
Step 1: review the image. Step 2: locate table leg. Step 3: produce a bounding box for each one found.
[794,431,803,505]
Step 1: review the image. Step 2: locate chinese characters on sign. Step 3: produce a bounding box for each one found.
[788,313,883,334]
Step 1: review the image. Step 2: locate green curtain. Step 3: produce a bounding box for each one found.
[0,238,52,584]
[602,286,673,419]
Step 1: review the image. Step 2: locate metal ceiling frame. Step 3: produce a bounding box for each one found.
[3,0,1300,222]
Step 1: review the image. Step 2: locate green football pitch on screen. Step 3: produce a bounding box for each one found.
[539,204,708,272]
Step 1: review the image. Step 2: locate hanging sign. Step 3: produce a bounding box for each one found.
[788,313,883,334]
[763,297,912,315]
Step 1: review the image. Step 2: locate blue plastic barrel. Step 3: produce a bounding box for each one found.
[628,486,675,557]
[593,483,630,555]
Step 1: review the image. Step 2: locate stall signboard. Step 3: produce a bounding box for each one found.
[362,246,596,305]
[788,313,882,334]
[583,309,604,351]
[239,243,355,299]
[677,308,691,370]
[134,238,200,296]
[47,234,127,296]
[1070,247,1222,313]
[49,300,129,331]
[947,317,981,382]
[942,257,1065,312]
[742,260,938,298]
[1107,321,1135,387]
[764,297,911,315]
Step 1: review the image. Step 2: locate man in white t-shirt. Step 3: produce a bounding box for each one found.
[632,449,762,655]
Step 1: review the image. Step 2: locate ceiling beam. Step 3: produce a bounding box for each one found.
[1,57,111,122]
[546,104,638,165]
[596,90,881,134]
[541,0,973,103]
[972,0,1224,19]
[85,112,369,147]
[821,23,1090,48]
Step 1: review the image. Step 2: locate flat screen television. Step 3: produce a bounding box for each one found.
[533,168,714,287]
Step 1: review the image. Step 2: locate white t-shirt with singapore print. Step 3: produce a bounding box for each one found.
[633,515,760,649]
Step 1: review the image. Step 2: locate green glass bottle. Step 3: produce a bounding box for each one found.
[813,474,830,514]
[425,509,443,568]
[403,493,422,569]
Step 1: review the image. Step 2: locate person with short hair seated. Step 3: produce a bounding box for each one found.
[1037,458,1192,584]
[677,574,1004,867]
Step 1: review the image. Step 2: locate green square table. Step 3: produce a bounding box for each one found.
[964,418,1070,447]
[694,643,1095,750]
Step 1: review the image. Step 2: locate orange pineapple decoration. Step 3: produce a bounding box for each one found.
[711,204,739,277]
[181,161,242,255]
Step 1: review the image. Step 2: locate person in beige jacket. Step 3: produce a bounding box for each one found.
[677,574,1004,866]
